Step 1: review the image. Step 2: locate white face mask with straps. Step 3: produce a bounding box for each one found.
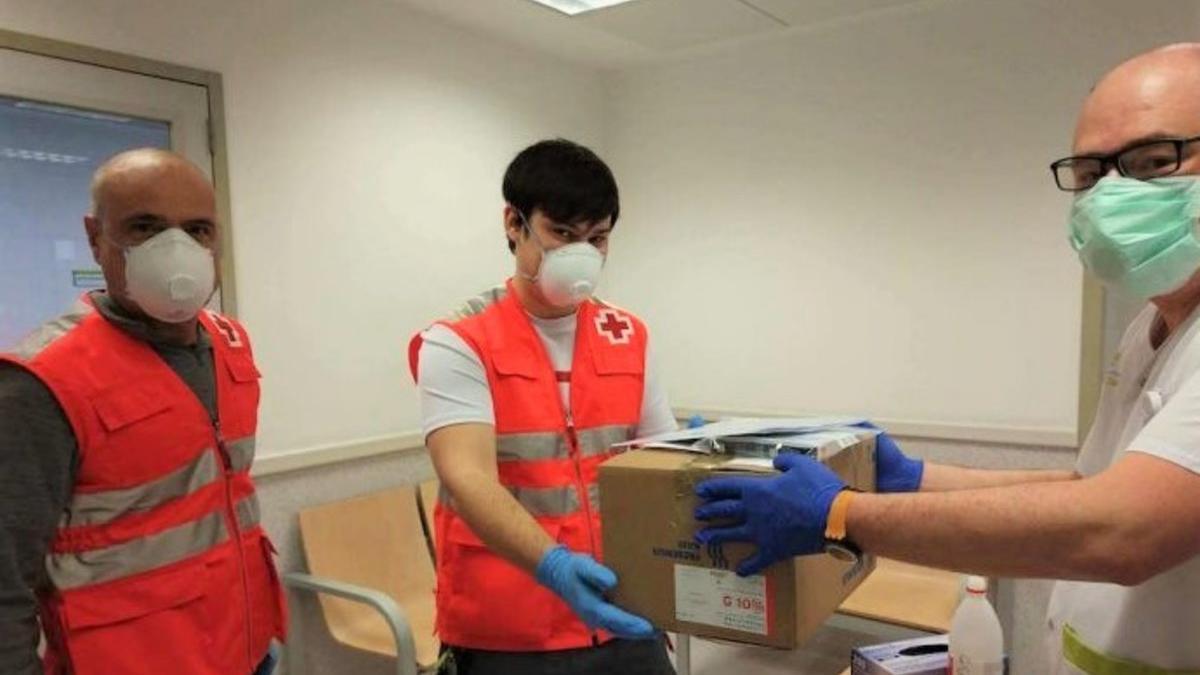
[116,228,216,323]
[515,210,605,308]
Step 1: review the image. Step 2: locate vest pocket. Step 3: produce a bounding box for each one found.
[590,346,642,375]
[492,348,539,379]
[244,533,289,651]
[91,381,174,432]
[441,517,563,648]
[58,562,215,675]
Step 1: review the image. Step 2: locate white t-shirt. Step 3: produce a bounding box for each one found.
[417,311,676,439]
[1045,304,1200,672]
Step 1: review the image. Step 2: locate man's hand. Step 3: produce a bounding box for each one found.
[873,430,924,493]
[535,545,657,639]
[694,453,846,576]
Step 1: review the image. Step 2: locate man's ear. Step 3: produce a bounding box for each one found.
[504,205,525,244]
[84,215,103,259]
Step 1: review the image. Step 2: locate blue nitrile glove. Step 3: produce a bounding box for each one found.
[856,422,923,493]
[535,545,656,639]
[693,453,846,577]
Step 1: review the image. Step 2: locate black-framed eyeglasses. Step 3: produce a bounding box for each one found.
[1049,135,1200,192]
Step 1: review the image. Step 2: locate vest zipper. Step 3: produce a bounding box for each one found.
[520,298,602,642]
[564,425,598,556]
[159,320,258,670]
[555,316,597,559]
[215,421,256,671]
[565,423,601,645]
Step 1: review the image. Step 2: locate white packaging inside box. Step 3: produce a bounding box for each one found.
[851,635,949,675]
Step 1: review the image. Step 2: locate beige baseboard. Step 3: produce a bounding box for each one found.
[252,432,425,477]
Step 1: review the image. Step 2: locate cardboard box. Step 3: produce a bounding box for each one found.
[851,635,950,674]
[599,437,877,648]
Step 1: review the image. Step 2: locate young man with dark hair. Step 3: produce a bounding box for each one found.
[409,139,676,674]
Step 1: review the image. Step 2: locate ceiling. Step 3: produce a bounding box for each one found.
[392,0,935,70]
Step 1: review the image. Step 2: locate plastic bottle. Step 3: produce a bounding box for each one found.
[948,575,1005,675]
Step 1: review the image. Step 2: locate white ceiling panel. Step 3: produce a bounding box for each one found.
[577,0,783,52]
[744,0,931,27]
[390,0,941,69]
[389,0,657,69]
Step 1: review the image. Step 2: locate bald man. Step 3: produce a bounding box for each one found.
[0,149,285,675]
[693,44,1200,673]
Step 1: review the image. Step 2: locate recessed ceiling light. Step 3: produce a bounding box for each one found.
[527,0,641,16]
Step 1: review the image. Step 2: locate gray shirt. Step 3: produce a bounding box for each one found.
[0,292,216,675]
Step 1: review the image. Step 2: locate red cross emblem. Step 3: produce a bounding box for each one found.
[595,308,633,345]
[206,310,244,348]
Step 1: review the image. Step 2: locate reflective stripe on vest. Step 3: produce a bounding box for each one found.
[496,424,633,463]
[235,493,261,531]
[60,434,256,529]
[587,482,600,513]
[64,451,221,528]
[510,485,578,517]
[226,436,257,473]
[438,482,601,518]
[11,299,92,361]
[48,511,229,590]
[496,432,566,462]
[452,286,508,320]
[575,425,635,458]
[1063,624,1200,675]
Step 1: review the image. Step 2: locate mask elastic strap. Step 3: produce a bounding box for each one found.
[513,207,545,283]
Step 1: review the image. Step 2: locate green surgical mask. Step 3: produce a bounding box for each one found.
[1069,176,1200,299]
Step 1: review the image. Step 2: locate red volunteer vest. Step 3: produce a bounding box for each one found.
[0,296,286,675]
[408,282,647,651]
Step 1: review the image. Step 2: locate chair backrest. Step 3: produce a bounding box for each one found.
[838,558,961,633]
[298,486,438,663]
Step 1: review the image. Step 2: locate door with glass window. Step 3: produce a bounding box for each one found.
[0,45,213,347]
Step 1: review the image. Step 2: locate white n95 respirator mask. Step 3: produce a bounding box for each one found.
[517,212,605,307]
[536,243,605,307]
[122,228,216,323]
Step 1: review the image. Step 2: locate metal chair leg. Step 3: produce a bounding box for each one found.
[676,633,691,675]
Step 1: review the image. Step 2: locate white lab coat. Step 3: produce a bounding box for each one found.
[1045,305,1200,673]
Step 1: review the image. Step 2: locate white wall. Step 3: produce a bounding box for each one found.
[601,0,1200,437]
[4,0,1197,449]
[4,3,1196,673]
[0,0,608,455]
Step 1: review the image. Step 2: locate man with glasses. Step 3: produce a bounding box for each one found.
[1051,135,1200,193]
[0,149,285,675]
[692,44,1200,673]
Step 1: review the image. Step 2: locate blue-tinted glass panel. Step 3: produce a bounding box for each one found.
[0,95,170,347]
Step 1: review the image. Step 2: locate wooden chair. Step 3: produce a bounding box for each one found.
[837,558,961,633]
[285,486,439,675]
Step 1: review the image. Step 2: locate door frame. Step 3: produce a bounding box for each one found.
[0,28,239,316]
